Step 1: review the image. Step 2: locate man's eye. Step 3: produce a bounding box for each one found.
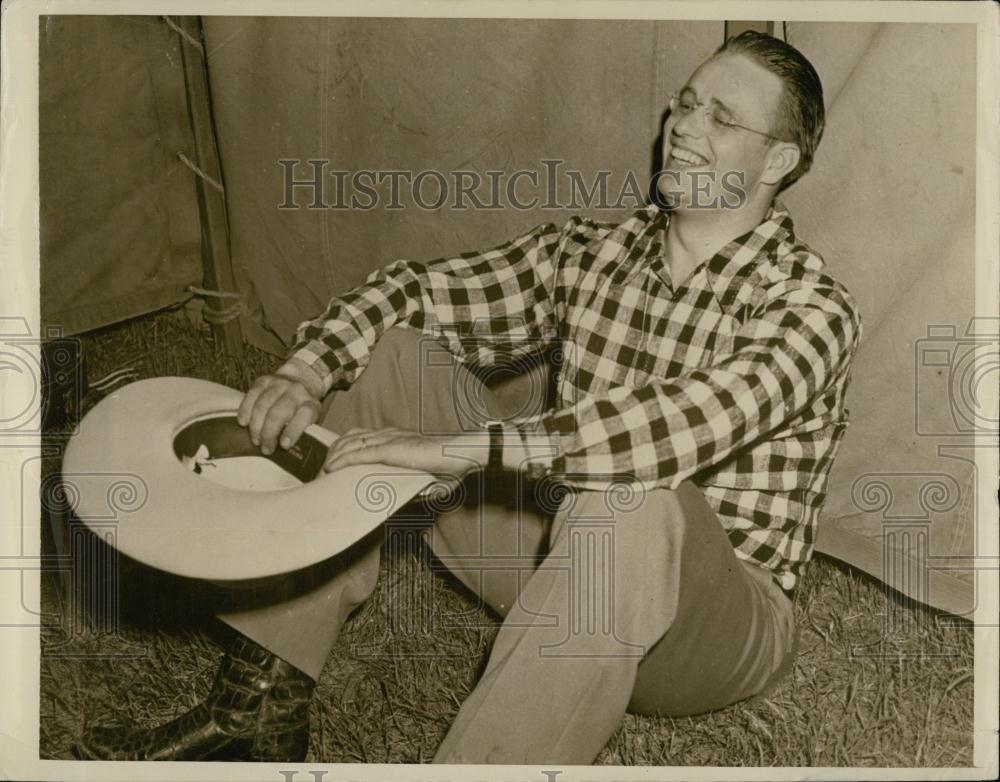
[678,100,698,112]
[711,109,736,128]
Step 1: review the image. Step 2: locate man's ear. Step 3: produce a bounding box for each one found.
[760,142,801,187]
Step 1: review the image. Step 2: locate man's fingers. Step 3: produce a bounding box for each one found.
[237,378,270,427]
[324,434,372,467]
[280,402,320,450]
[324,437,423,473]
[324,442,379,473]
[328,428,404,459]
[247,385,286,445]
[238,374,324,454]
[330,428,378,452]
[259,394,299,454]
[323,432,403,472]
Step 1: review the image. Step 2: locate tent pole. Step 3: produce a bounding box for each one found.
[174,15,245,361]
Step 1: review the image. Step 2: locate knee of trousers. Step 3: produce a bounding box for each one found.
[319,326,427,432]
[323,325,499,435]
[547,485,691,612]
[546,483,723,635]
[550,483,691,558]
[361,326,425,386]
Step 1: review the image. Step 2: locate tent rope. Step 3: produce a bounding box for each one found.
[177,151,225,194]
[161,16,205,57]
[187,285,246,324]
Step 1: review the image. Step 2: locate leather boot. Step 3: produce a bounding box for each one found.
[72,633,314,761]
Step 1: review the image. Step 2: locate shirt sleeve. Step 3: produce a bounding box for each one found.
[508,271,863,491]
[283,222,569,396]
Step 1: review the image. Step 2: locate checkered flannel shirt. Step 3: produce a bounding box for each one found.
[288,200,863,592]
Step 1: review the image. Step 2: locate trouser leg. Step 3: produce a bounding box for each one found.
[432,481,796,765]
[424,474,552,618]
[214,535,380,682]
[626,489,797,717]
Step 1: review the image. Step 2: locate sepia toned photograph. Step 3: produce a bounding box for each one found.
[0,1,997,780]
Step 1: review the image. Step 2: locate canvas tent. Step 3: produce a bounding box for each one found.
[38,16,987,617]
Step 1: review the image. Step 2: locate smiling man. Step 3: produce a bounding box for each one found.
[75,31,862,765]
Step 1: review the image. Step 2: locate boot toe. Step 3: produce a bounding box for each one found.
[72,722,155,761]
[70,704,250,761]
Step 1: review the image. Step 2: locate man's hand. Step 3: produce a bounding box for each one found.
[237,371,322,455]
[323,427,486,488]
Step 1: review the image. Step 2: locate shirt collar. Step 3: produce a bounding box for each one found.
[620,199,796,311]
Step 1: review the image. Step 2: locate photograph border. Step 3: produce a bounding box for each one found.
[2,1,997,780]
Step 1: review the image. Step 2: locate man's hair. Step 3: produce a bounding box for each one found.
[715,30,825,190]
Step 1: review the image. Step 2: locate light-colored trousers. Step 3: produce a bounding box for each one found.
[217,328,797,765]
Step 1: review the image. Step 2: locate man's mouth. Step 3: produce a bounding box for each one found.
[668,146,710,167]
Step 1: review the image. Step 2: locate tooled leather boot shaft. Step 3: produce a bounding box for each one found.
[209,635,313,759]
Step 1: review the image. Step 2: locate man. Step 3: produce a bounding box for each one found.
[75,31,861,764]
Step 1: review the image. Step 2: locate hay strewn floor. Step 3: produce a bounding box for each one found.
[39,309,974,766]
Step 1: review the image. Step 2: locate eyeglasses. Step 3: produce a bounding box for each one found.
[668,92,779,141]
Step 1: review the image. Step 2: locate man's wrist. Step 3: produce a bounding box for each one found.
[276,357,326,399]
[484,421,504,473]
[481,423,558,479]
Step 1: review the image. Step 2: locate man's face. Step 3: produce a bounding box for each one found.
[658,52,786,211]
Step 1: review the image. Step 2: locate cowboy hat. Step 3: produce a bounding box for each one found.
[61,377,435,581]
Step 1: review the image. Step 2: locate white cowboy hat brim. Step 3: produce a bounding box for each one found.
[61,377,435,582]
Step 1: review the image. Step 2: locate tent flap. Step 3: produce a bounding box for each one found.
[40,15,204,335]
[784,23,979,617]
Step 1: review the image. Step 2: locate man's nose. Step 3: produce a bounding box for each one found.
[670,107,706,138]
